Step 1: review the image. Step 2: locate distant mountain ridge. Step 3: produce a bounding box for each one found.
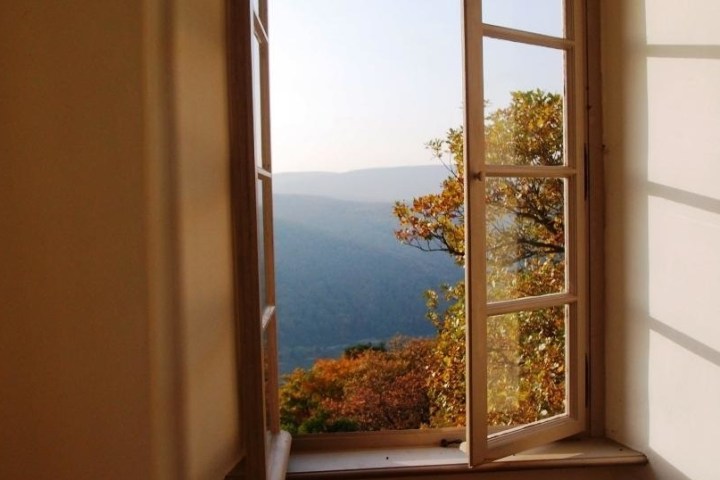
[274,187,463,374]
[274,164,449,203]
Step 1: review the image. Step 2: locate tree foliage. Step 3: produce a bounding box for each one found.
[280,338,433,434]
[279,89,566,433]
[393,89,566,427]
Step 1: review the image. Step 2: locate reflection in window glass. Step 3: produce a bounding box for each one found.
[263,327,273,433]
[487,305,567,432]
[485,177,566,302]
[483,39,565,167]
[252,33,263,167]
[482,0,564,37]
[484,88,564,167]
[257,178,266,314]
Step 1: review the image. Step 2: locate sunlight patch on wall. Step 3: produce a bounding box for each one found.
[648,331,720,480]
[648,196,720,352]
[647,57,720,201]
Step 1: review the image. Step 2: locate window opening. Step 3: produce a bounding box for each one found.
[270,0,465,437]
[232,0,589,473]
[464,0,587,463]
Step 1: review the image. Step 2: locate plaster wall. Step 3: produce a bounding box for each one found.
[0,2,154,478]
[602,1,720,479]
[172,0,241,477]
[0,0,240,478]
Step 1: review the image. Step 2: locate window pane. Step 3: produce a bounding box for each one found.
[257,177,267,314]
[486,177,566,302]
[483,38,565,167]
[482,0,564,38]
[263,322,280,456]
[252,32,263,167]
[263,326,271,431]
[487,305,567,433]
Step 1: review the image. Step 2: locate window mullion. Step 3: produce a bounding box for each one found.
[486,293,577,317]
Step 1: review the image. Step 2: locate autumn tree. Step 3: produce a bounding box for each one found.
[280,338,434,434]
[393,89,566,428]
[278,89,566,434]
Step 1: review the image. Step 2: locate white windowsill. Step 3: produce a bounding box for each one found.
[268,431,292,480]
[225,431,292,480]
[286,437,646,479]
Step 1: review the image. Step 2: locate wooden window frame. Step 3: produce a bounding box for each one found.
[227,0,606,475]
[464,0,588,465]
[226,0,290,479]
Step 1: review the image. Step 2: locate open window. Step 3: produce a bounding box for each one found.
[228,0,588,475]
[464,0,587,464]
[227,0,290,478]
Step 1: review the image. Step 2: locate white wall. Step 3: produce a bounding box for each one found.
[603,1,720,479]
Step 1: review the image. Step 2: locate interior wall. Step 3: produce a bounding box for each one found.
[172,0,242,478]
[0,0,241,478]
[602,1,720,479]
[0,1,154,478]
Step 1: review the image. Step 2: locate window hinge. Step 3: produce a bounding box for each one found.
[583,143,590,200]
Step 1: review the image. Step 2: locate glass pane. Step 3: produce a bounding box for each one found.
[483,38,565,166]
[252,32,263,167]
[257,178,266,314]
[482,0,564,38]
[487,305,567,433]
[262,326,273,433]
[486,177,566,302]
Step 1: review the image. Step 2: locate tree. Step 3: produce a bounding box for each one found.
[278,89,567,434]
[279,338,434,433]
[393,89,566,427]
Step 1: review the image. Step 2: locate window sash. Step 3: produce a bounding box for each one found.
[464,0,588,465]
[229,0,283,478]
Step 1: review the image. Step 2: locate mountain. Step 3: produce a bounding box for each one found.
[274,193,462,374]
[274,164,450,203]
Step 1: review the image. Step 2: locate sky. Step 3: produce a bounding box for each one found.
[269,0,563,173]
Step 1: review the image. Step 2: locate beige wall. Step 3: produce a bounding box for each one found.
[0,0,240,479]
[173,0,241,477]
[603,0,720,479]
[0,1,155,478]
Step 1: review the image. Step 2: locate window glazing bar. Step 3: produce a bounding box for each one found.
[486,293,577,317]
[483,165,577,178]
[482,24,573,50]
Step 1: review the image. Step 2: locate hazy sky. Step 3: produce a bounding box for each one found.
[269,0,563,173]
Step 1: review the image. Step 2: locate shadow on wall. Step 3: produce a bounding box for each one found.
[604,1,720,479]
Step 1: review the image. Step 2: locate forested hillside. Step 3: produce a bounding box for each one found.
[274,165,449,203]
[274,193,462,373]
